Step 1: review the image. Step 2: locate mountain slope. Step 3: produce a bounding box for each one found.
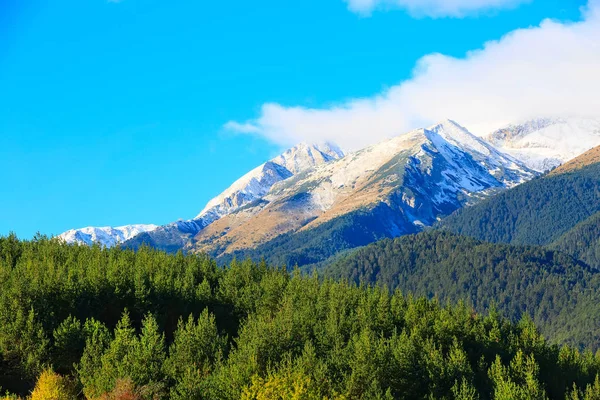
[550,212,600,268]
[58,224,158,247]
[486,117,600,172]
[60,116,600,250]
[122,142,344,252]
[195,142,344,222]
[440,145,600,248]
[195,120,535,265]
[550,145,600,175]
[323,231,600,349]
[217,204,416,268]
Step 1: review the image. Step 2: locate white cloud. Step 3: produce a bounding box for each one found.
[225,1,600,151]
[223,121,263,134]
[345,0,530,18]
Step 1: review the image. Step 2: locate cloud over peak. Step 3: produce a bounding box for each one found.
[226,1,600,151]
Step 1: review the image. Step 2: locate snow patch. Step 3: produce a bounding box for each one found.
[195,142,344,220]
[486,117,600,172]
[58,224,159,248]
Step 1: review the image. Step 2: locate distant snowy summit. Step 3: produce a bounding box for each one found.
[486,117,600,172]
[58,224,158,248]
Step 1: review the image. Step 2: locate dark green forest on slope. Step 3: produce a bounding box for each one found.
[3,235,600,399]
[219,162,600,271]
[550,211,600,268]
[439,163,600,260]
[324,231,600,350]
[216,204,412,269]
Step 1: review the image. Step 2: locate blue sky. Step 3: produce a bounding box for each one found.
[0,0,590,238]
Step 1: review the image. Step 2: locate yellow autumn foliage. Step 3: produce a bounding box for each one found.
[242,373,310,400]
[30,369,75,400]
[241,368,350,400]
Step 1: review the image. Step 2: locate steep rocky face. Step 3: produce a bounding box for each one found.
[189,120,535,259]
[486,117,600,172]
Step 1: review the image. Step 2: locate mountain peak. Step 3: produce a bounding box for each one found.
[424,119,494,157]
[194,141,344,221]
[428,118,464,131]
[271,141,344,175]
[58,224,158,247]
[315,141,345,158]
[187,120,535,259]
[96,119,536,252]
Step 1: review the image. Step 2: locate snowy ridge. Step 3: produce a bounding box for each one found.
[58,224,158,248]
[194,142,344,221]
[271,142,344,174]
[60,142,344,249]
[190,120,537,256]
[427,120,533,188]
[294,119,533,204]
[65,118,586,252]
[113,142,344,251]
[428,119,492,156]
[486,117,600,171]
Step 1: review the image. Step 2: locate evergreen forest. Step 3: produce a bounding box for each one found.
[2,234,600,400]
[440,164,600,267]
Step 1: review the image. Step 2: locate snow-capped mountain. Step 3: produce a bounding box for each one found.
[121,142,345,251]
[189,120,536,258]
[486,117,600,172]
[63,119,550,255]
[58,224,158,248]
[59,143,343,250]
[195,142,344,223]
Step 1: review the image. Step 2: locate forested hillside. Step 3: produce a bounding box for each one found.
[325,231,600,349]
[440,162,600,249]
[223,155,600,270]
[550,211,600,268]
[3,234,600,399]
[217,205,408,268]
